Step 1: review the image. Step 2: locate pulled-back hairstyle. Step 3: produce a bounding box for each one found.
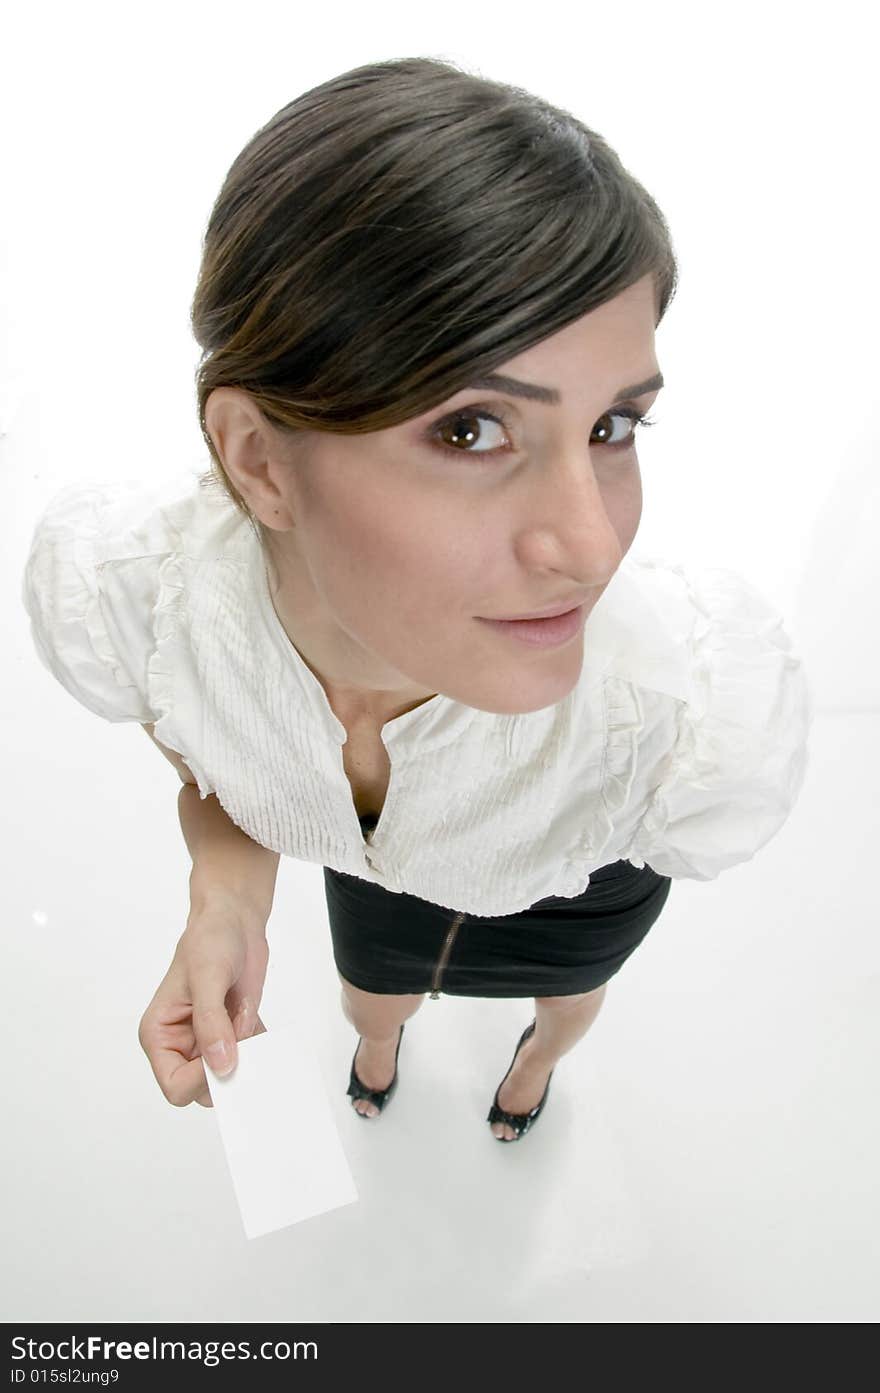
[190,55,679,562]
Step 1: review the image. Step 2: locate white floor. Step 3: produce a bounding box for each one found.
[3,654,878,1321]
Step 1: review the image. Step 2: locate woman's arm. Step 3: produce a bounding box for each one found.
[137,729,277,1107]
[142,722,279,924]
[142,721,198,785]
[177,784,280,925]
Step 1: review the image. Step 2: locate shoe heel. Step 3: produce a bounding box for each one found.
[347,1022,405,1117]
[486,1020,552,1142]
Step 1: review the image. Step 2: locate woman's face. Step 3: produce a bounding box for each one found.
[216,272,663,723]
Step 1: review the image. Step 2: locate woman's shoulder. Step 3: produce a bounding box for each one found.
[21,467,254,724]
[583,552,697,703]
[29,468,250,562]
[619,554,813,879]
[588,551,799,705]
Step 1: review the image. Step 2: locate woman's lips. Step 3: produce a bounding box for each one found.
[476,604,586,648]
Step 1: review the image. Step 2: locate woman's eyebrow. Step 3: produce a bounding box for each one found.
[461,370,665,404]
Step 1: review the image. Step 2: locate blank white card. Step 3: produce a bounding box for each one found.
[206,1019,359,1239]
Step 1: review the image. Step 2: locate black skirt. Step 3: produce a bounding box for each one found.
[323,833,672,999]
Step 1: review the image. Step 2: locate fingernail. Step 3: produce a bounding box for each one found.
[206,1040,234,1076]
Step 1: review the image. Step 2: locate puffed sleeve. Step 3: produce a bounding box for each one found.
[21,483,157,723]
[626,566,814,880]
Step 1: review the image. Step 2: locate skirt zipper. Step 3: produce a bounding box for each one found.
[429,911,466,999]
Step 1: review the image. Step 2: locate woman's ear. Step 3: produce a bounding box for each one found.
[205,387,297,531]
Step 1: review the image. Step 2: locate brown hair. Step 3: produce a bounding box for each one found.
[190,55,679,560]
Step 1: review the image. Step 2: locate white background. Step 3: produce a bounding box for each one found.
[2,0,878,1323]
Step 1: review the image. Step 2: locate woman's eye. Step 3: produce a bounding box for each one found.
[432,409,508,454]
[429,405,656,457]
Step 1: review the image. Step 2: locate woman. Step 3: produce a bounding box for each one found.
[21,56,812,1143]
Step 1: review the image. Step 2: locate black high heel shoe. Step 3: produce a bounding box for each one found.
[486,1020,553,1142]
[346,1022,405,1117]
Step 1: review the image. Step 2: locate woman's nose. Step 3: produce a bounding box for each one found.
[520,453,626,573]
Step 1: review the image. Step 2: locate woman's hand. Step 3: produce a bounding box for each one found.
[138,896,270,1108]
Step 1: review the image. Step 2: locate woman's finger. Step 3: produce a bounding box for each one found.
[148,1043,210,1108]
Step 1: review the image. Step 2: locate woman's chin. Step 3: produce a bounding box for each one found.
[465,657,584,717]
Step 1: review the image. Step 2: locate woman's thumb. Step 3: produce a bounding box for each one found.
[192,960,239,1078]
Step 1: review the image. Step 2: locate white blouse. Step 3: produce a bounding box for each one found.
[21,470,814,917]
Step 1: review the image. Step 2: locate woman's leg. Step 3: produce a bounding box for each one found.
[490,984,608,1140]
[338,972,426,1117]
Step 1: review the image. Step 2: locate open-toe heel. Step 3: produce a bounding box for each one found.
[346,1022,405,1117]
[486,1020,553,1142]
